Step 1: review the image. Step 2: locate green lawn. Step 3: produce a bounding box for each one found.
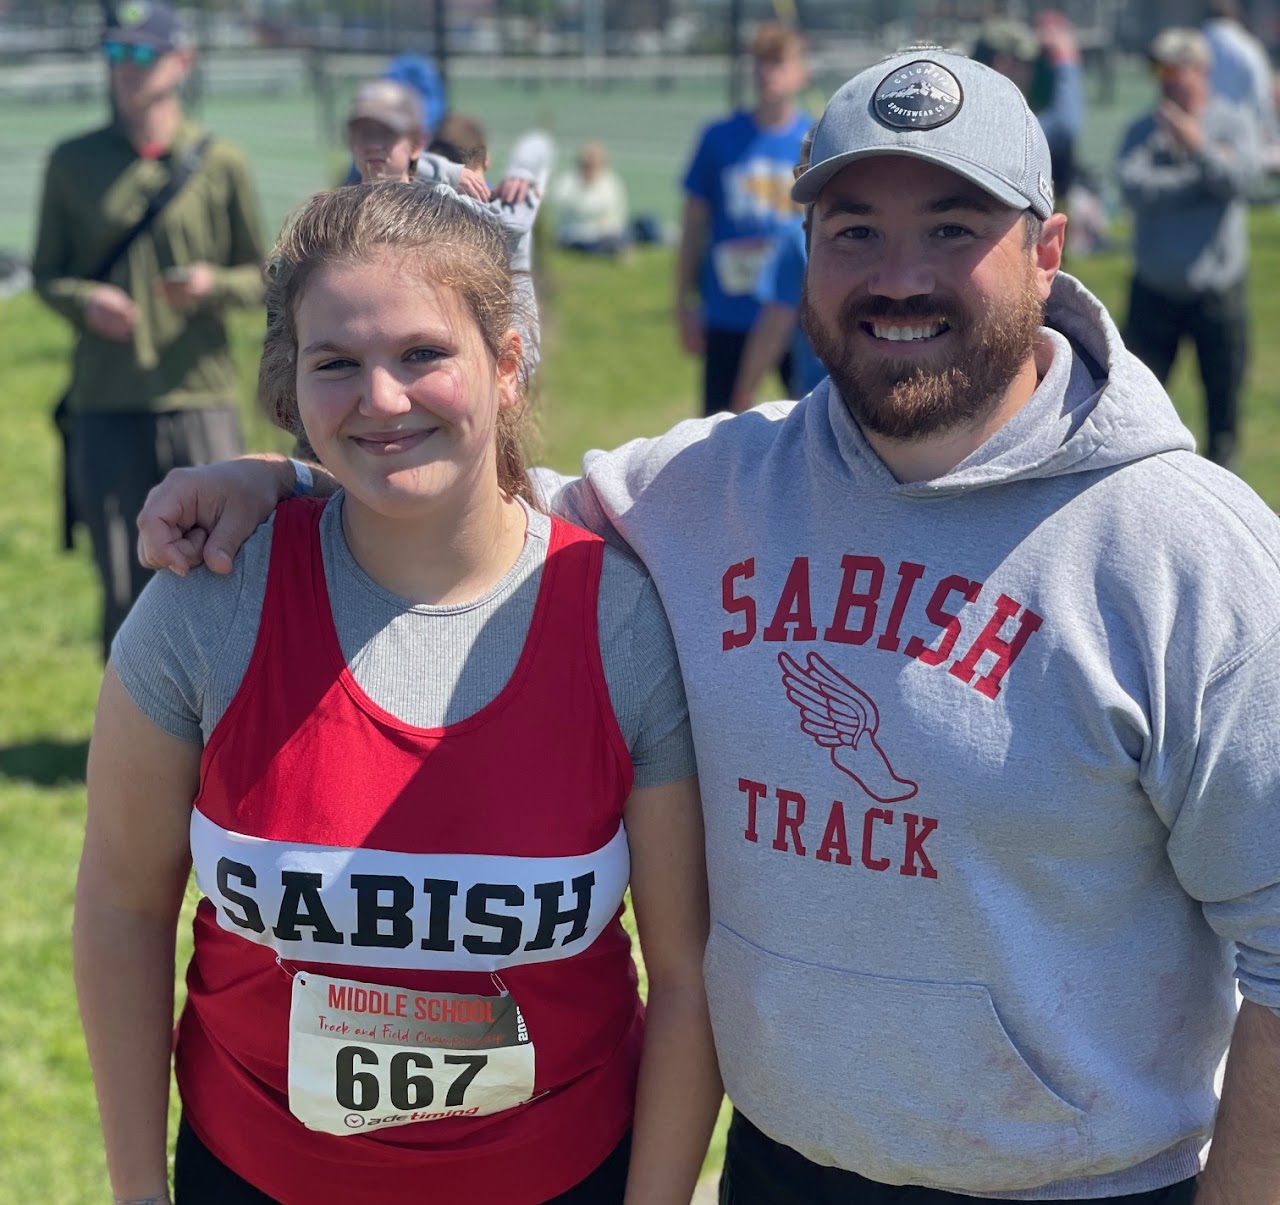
[3,223,1280,1199]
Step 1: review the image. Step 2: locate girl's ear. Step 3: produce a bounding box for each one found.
[496,329,523,411]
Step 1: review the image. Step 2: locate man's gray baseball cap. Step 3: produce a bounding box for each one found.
[792,47,1055,219]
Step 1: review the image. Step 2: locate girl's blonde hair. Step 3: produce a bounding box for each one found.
[259,181,534,503]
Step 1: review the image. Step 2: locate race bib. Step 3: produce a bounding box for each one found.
[712,238,771,296]
[287,971,536,1136]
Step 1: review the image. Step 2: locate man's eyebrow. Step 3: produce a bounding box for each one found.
[817,195,999,219]
[924,194,997,215]
[816,199,874,217]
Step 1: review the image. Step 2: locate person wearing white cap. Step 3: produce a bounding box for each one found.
[138,46,1280,1205]
[1117,27,1260,470]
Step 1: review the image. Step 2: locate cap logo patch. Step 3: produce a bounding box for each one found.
[873,61,963,130]
[1038,172,1054,210]
[119,1,150,26]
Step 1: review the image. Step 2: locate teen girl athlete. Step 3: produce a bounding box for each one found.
[74,182,720,1205]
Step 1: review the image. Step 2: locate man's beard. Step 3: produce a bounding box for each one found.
[799,267,1044,442]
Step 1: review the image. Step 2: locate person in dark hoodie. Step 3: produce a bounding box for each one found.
[138,48,1280,1205]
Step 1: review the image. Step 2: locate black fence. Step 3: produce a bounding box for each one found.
[3,0,1277,59]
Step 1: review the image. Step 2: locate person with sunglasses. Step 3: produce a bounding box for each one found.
[31,0,265,660]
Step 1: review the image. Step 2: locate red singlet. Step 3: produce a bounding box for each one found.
[176,499,640,1204]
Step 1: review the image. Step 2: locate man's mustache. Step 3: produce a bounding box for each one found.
[840,295,965,331]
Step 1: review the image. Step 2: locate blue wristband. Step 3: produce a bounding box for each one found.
[288,458,314,497]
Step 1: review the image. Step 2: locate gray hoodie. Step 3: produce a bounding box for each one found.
[548,274,1280,1197]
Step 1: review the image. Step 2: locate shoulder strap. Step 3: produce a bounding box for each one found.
[89,133,214,283]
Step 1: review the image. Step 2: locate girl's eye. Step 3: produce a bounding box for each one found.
[407,347,444,364]
[315,357,355,371]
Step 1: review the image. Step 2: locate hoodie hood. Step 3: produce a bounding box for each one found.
[823,272,1197,498]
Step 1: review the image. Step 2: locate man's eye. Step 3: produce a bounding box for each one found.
[836,226,873,240]
[936,224,974,239]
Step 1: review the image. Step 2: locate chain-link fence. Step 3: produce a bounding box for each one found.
[4,1,1276,69]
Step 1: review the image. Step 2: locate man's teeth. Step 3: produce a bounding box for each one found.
[871,322,947,342]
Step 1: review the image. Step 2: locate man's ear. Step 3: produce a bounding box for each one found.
[1034,212,1068,300]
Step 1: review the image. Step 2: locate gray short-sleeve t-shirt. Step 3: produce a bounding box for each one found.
[112,497,695,789]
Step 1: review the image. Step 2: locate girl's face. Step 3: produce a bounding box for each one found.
[293,252,519,520]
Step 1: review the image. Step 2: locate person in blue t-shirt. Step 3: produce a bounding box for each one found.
[730,215,826,410]
[731,129,826,410]
[675,23,810,415]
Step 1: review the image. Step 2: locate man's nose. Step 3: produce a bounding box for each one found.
[868,242,935,300]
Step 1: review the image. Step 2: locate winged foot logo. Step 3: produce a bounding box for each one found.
[778,651,918,804]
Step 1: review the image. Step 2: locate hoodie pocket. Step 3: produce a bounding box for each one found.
[705,923,1091,1193]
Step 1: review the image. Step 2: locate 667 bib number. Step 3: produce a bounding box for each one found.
[288,971,536,1136]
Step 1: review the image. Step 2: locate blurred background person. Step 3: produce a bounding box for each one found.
[428,111,491,173]
[553,141,631,257]
[340,52,447,186]
[728,212,825,411]
[973,14,1085,204]
[31,0,264,660]
[1202,0,1277,147]
[345,79,432,184]
[675,22,810,415]
[730,128,823,410]
[342,78,489,197]
[1117,27,1261,470]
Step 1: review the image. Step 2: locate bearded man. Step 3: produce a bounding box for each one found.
[139,48,1280,1205]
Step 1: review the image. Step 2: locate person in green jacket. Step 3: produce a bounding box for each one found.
[32,0,264,658]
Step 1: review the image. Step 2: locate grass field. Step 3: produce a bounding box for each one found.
[3,214,1280,1199]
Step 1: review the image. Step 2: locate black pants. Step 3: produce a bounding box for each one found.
[703,325,792,417]
[719,1112,1198,1205]
[1123,277,1248,468]
[174,1116,632,1204]
[68,407,243,660]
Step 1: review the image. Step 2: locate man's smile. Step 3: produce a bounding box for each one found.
[862,319,951,343]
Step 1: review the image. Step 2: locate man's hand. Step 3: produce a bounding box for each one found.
[455,167,491,201]
[677,304,705,358]
[155,262,215,310]
[1157,100,1204,154]
[493,175,533,208]
[136,454,296,576]
[84,285,138,342]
